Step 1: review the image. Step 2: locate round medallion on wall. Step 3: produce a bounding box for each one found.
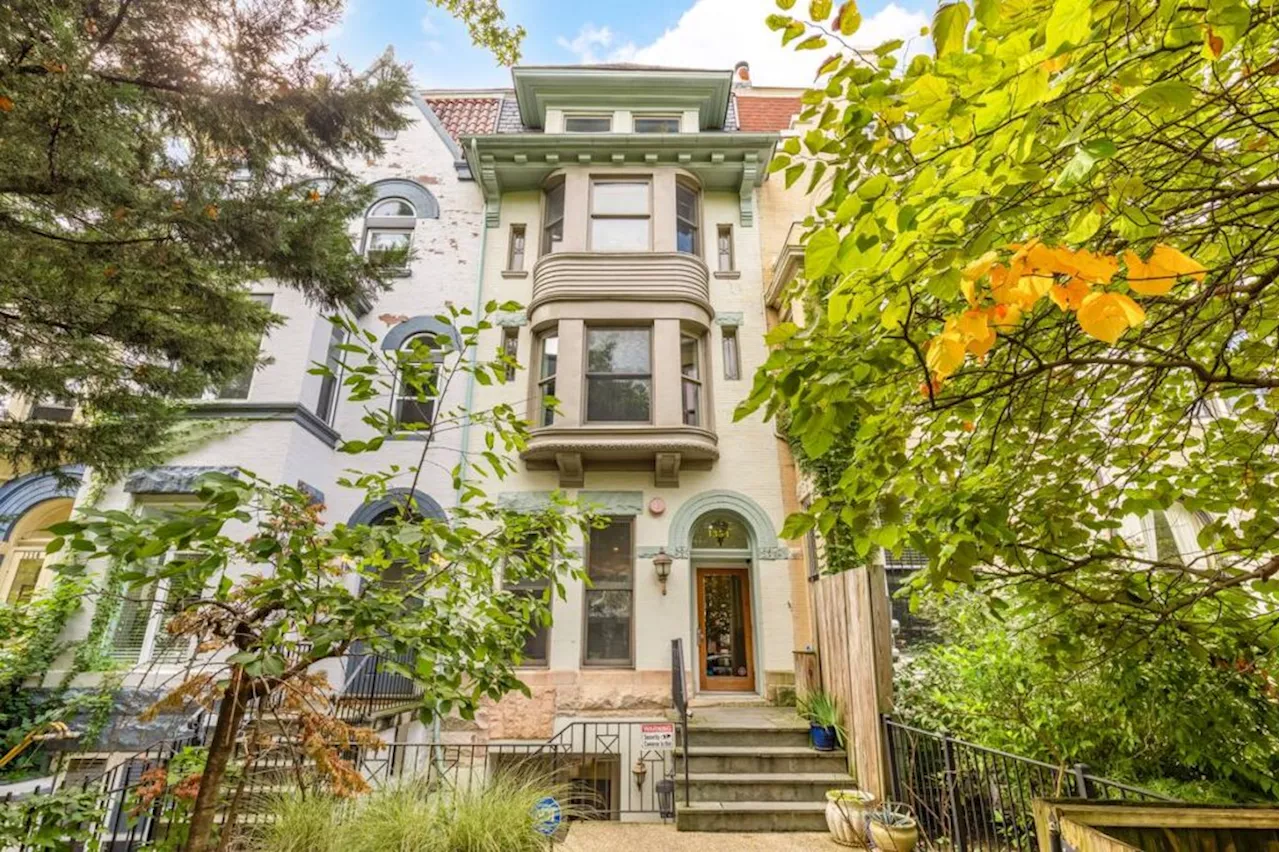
[648,497,666,516]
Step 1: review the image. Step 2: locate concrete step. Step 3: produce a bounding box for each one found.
[674,745,847,774]
[675,800,828,832]
[680,725,811,748]
[677,771,853,803]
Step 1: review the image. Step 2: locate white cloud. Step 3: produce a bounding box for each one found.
[557,0,930,86]
[421,14,438,36]
[556,23,622,64]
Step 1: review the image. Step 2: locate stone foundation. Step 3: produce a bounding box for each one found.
[476,669,672,740]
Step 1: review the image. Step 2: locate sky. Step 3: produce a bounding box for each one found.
[326,0,935,91]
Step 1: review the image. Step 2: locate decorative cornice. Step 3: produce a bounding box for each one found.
[577,491,644,515]
[183,402,339,449]
[474,144,502,227]
[125,466,238,495]
[666,489,781,557]
[510,67,734,130]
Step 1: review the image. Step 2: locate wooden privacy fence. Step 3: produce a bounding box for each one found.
[810,562,894,798]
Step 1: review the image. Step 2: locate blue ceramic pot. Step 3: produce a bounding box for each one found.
[810,723,837,751]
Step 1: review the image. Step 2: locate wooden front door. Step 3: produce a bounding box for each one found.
[696,566,755,692]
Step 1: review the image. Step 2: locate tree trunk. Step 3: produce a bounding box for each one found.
[184,666,250,852]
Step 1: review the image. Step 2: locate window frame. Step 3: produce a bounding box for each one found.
[210,293,273,400]
[676,179,701,257]
[315,322,347,425]
[582,516,635,668]
[392,332,442,432]
[505,535,552,669]
[681,333,703,427]
[563,113,614,133]
[722,326,741,381]
[584,326,653,425]
[507,223,527,272]
[536,330,558,427]
[501,327,520,384]
[716,224,735,272]
[541,178,565,256]
[633,114,682,134]
[588,178,652,252]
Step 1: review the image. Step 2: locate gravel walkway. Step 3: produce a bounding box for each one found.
[560,822,834,850]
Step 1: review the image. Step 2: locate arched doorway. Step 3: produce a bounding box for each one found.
[689,510,756,693]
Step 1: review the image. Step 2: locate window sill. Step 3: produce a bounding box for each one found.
[501,269,529,279]
[713,270,741,280]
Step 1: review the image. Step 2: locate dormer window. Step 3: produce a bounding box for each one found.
[634,114,681,133]
[564,114,612,133]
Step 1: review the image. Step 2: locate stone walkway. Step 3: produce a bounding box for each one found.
[561,822,833,850]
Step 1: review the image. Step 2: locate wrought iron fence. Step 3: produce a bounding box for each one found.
[883,717,1175,852]
[671,637,690,807]
[5,721,674,850]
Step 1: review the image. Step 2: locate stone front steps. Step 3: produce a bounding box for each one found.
[673,706,853,832]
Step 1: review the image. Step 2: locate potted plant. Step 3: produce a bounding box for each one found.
[825,789,878,847]
[867,803,919,852]
[796,690,845,751]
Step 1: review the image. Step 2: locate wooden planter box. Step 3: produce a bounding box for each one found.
[1033,799,1278,852]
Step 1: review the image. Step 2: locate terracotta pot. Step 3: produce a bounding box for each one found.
[869,819,919,852]
[824,790,879,847]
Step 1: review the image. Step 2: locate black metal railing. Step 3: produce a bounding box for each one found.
[883,717,1175,852]
[335,650,423,721]
[671,637,690,807]
[8,720,675,850]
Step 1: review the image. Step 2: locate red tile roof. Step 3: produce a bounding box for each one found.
[423,97,502,145]
[734,95,802,132]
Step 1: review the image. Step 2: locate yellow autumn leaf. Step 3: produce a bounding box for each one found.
[1148,243,1207,284]
[0,96,13,112]
[988,303,1022,329]
[204,204,219,220]
[1121,250,1173,296]
[1049,277,1091,311]
[960,277,977,308]
[962,251,999,281]
[1067,250,1119,284]
[1077,291,1145,344]
[926,331,967,380]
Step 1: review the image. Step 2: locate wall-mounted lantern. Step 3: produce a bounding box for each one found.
[632,758,648,789]
[656,778,675,820]
[652,548,673,595]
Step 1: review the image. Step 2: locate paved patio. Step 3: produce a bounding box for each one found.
[561,822,833,850]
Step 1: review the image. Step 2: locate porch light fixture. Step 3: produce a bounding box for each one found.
[652,548,673,595]
[632,758,648,789]
[707,518,732,546]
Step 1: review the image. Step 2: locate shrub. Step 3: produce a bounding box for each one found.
[250,769,571,852]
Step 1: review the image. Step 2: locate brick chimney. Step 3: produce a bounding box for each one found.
[732,60,751,88]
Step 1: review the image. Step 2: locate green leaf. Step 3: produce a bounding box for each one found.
[805,227,841,278]
[836,1,861,35]
[1044,0,1091,55]
[765,323,801,345]
[1065,207,1102,243]
[809,0,833,21]
[796,34,828,50]
[1134,81,1195,113]
[776,0,797,8]
[932,2,970,57]
[784,162,806,188]
[857,174,892,200]
[973,0,999,28]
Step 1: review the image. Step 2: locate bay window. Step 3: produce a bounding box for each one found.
[590,180,650,251]
[676,181,700,255]
[541,178,565,255]
[537,331,558,427]
[681,334,702,426]
[585,328,651,422]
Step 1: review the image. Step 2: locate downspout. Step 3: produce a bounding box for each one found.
[434,142,488,759]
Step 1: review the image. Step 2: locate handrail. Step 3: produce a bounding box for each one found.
[671,637,689,807]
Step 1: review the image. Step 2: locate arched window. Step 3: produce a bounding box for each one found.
[692,511,751,549]
[393,333,440,429]
[363,197,416,268]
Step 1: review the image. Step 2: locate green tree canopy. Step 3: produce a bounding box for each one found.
[743,0,1278,663]
[0,0,522,477]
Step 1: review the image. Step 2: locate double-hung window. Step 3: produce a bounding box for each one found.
[393,333,440,429]
[364,198,415,269]
[717,225,735,272]
[507,224,526,271]
[585,328,651,423]
[507,534,552,667]
[541,179,565,255]
[681,335,703,426]
[215,294,273,399]
[676,181,700,256]
[583,518,634,666]
[590,180,650,251]
[722,327,741,381]
[537,331,558,427]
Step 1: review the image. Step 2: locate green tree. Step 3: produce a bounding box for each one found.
[0,0,522,477]
[744,0,1277,662]
[896,589,1278,801]
[51,304,595,852]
